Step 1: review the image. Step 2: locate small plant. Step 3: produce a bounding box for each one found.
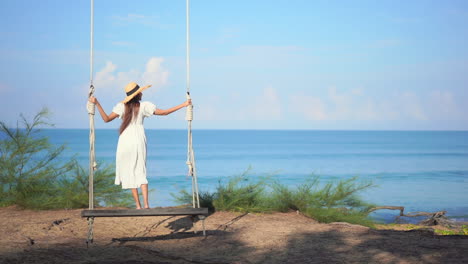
[405,224,419,230]
[434,229,457,235]
[171,189,216,212]
[432,226,468,236]
[462,225,468,235]
[213,172,268,213]
[0,108,132,209]
[53,161,133,209]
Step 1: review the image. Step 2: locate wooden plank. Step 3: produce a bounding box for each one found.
[82,207,208,218]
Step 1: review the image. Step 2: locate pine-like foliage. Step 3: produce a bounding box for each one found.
[172,170,269,213]
[267,176,376,227]
[0,108,132,209]
[171,189,216,212]
[212,171,268,213]
[51,161,133,209]
[173,173,377,227]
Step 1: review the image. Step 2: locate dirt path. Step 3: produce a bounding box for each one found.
[0,206,466,264]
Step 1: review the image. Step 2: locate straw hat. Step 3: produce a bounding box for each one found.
[122,82,151,103]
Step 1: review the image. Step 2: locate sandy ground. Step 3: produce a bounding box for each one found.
[0,206,467,264]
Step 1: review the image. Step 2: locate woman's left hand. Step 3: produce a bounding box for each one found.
[89,96,98,104]
[185,99,192,106]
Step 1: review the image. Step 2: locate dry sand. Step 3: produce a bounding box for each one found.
[0,206,467,264]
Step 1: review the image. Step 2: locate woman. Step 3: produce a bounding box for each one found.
[88,82,191,209]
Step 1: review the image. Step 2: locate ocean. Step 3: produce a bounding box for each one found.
[45,129,468,222]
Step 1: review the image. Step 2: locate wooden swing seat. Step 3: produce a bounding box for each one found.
[82,207,208,218]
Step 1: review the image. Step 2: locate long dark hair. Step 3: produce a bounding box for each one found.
[119,93,142,134]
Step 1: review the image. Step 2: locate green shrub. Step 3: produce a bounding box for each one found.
[173,171,269,213]
[0,108,132,209]
[266,179,319,212]
[173,172,377,227]
[171,189,216,212]
[304,207,375,227]
[267,176,376,227]
[52,161,133,209]
[213,172,269,213]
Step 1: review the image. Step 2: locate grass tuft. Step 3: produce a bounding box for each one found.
[173,173,377,227]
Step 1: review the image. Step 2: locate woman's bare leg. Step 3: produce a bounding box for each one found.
[131,188,142,209]
[141,184,150,209]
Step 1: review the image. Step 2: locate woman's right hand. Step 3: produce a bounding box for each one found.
[89,96,97,104]
[184,99,192,107]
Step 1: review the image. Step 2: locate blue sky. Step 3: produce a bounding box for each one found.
[1,0,467,130]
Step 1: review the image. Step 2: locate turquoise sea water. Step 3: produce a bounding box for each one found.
[45,129,468,222]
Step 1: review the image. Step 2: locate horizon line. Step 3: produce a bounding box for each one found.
[39,128,468,132]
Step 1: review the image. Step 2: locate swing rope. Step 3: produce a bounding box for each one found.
[185,0,200,209]
[86,0,97,245]
[86,0,96,246]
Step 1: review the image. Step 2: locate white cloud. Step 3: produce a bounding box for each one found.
[111,13,170,29]
[95,61,117,85]
[142,57,169,89]
[355,100,378,120]
[215,27,241,44]
[196,95,222,121]
[428,90,466,120]
[328,86,354,120]
[289,94,327,120]
[93,57,169,96]
[237,45,305,54]
[379,101,400,120]
[325,87,431,121]
[400,91,427,120]
[351,87,364,96]
[247,86,282,120]
[113,13,150,25]
[111,41,135,47]
[195,86,282,122]
[288,87,462,122]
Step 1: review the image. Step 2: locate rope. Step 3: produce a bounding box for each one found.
[86,217,94,246]
[87,0,96,245]
[186,0,190,94]
[185,0,200,208]
[89,0,94,84]
[88,0,96,210]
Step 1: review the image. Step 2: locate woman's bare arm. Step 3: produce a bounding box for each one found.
[88,96,119,123]
[154,100,191,116]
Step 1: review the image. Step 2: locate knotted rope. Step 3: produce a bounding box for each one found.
[185,0,200,208]
[87,85,97,174]
[86,0,96,245]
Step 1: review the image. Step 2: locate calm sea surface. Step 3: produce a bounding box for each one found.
[44,129,468,222]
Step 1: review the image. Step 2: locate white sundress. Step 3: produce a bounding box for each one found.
[112,101,156,189]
